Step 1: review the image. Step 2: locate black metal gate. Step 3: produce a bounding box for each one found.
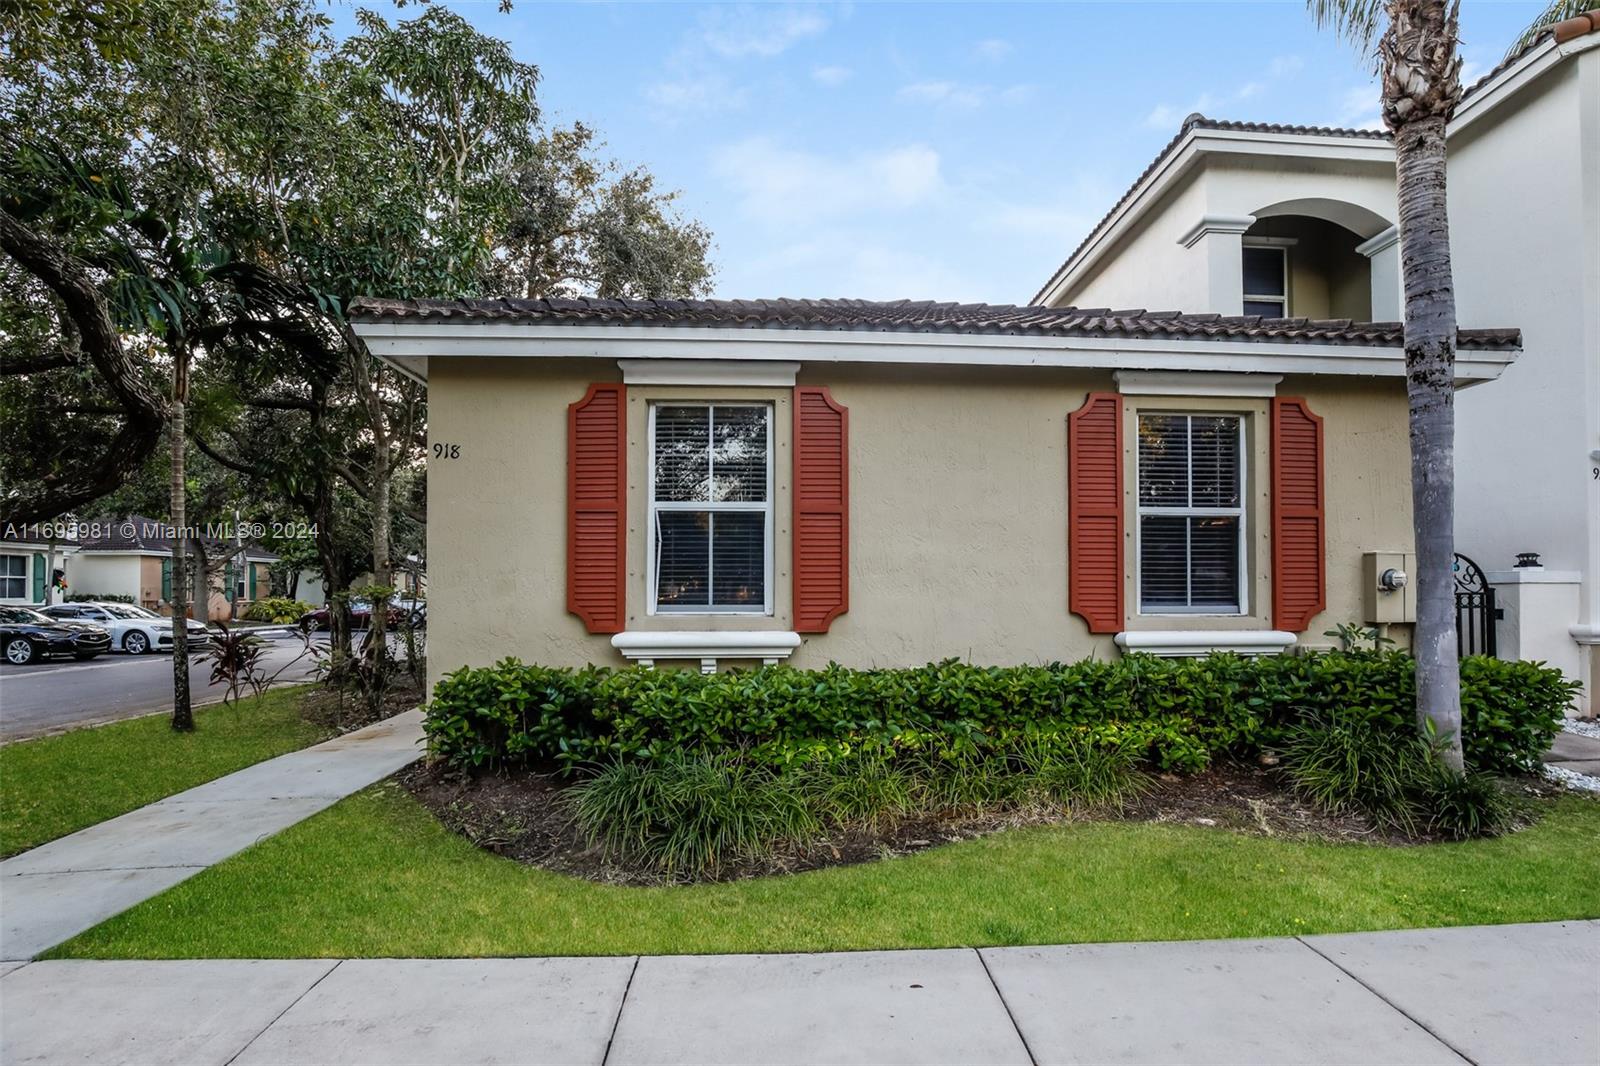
[1453,553,1498,658]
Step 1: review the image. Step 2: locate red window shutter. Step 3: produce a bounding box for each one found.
[793,386,849,633]
[1068,393,1124,634]
[568,383,626,634]
[1272,397,1326,631]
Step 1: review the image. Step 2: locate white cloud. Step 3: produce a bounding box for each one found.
[1235,81,1265,100]
[712,137,945,224]
[974,38,1013,61]
[898,80,987,110]
[897,80,1034,111]
[646,72,747,113]
[1334,83,1383,130]
[697,5,829,59]
[811,64,853,87]
[1143,94,1220,129]
[1268,55,1305,78]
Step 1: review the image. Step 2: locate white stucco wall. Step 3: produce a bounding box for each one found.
[1054,155,1397,317]
[66,555,143,602]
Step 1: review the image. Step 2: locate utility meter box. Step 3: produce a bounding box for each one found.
[1362,551,1417,624]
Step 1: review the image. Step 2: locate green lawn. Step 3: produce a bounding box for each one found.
[1,686,329,858]
[51,781,1600,959]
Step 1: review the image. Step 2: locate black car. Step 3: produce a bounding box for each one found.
[0,606,112,665]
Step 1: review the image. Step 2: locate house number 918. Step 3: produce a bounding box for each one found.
[432,443,461,459]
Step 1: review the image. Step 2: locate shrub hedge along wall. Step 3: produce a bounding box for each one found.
[424,653,1577,776]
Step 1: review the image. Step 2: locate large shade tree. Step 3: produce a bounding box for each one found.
[1307,0,1590,771]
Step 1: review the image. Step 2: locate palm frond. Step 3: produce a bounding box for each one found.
[1307,0,1388,67]
[1507,0,1599,59]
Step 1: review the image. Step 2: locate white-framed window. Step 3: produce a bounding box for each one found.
[647,402,773,615]
[0,554,26,600]
[1136,413,1246,615]
[1242,244,1287,318]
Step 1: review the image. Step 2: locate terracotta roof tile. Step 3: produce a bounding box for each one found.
[350,296,1520,350]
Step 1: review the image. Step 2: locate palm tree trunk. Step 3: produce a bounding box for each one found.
[169,344,193,732]
[1395,113,1463,773]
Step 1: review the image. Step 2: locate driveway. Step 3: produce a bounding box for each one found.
[0,629,326,741]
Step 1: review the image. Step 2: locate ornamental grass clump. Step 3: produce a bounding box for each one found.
[796,752,917,833]
[568,752,818,877]
[1280,711,1514,839]
[1011,733,1152,813]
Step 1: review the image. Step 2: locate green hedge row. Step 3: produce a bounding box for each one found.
[423,652,1577,776]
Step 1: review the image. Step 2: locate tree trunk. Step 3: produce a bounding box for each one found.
[191,539,211,624]
[45,538,58,606]
[169,347,193,732]
[1394,113,1463,773]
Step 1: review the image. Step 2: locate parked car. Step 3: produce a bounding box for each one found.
[0,606,112,665]
[41,602,212,656]
[298,598,409,632]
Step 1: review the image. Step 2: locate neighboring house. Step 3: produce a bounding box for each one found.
[1030,14,1600,710]
[72,516,278,619]
[0,527,72,606]
[353,297,1517,690]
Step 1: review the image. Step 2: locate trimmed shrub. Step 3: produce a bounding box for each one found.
[425,652,1575,778]
[242,597,315,624]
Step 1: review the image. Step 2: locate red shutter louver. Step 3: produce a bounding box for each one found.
[568,383,626,634]
[1068,392,1124,634]
[1272,396,1325,632]
[793,386,848,633]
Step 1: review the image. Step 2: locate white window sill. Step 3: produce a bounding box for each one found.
[1114,630,1297,658]
[611,630,802,673]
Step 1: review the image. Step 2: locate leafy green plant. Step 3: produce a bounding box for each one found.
[1322,622,1396,655]
[1418,765,1515,841]
[199,622,270,705]
[426,652,1574,779]
[242,597,314,624]
[1011,732,1151,812]
[797,753,917,833]
[568,752,818,877]
[1280,712,1431,833]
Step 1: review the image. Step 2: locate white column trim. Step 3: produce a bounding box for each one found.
[1114,370,1283,398]
[1355,225,1400,259]
[1177,214,1257,249]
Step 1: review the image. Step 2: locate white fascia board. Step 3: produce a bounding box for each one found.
[1451,33,1600,136]
[618,358,800,387]
[353,321,1517,384]
[1032,129,1394,306]
[1115,370,1282,397]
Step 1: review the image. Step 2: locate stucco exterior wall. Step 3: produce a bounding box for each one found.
[1054,157,1396,316]
[424,357,1414,688]
[68,555,143,603]
[1451,53,1598,627]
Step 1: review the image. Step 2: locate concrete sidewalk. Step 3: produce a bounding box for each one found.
[0,709,423,961]
[0,921,1593,1065]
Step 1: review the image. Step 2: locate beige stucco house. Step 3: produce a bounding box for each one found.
[354,298,1517,690]
[1031,13,1600,711]
[71,517,277,619]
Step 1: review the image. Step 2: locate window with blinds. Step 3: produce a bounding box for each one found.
[649,403,772,614]
[0,554,25,600]
[1136,413,1245,614]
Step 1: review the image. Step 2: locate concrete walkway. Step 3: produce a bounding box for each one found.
[1545,730,1600,776]
[0,709,424,961]
[0,921,1593,1065]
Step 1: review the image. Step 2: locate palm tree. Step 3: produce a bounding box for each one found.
[1306,0,1591,772]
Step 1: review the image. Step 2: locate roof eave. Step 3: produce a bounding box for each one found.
[353,320,1519,385]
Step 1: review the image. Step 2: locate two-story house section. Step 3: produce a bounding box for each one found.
[1032,13,1600,713]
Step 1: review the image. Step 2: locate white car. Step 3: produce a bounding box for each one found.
[41,602,213,656]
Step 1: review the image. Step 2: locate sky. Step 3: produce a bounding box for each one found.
[330,0,1550,305]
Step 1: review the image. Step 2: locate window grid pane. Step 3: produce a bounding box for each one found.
[1136,414,1243,613]
[650,404,772,614]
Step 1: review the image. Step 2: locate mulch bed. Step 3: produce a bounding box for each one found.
[300,673,426,735]
[398,758,1565,887]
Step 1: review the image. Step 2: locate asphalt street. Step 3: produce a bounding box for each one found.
[0,629,327,741]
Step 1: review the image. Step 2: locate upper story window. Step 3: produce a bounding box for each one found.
[1136,413,1245,615]
[1242,245,1287,318]
[649,403,772,614]
[0,554,26,600]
